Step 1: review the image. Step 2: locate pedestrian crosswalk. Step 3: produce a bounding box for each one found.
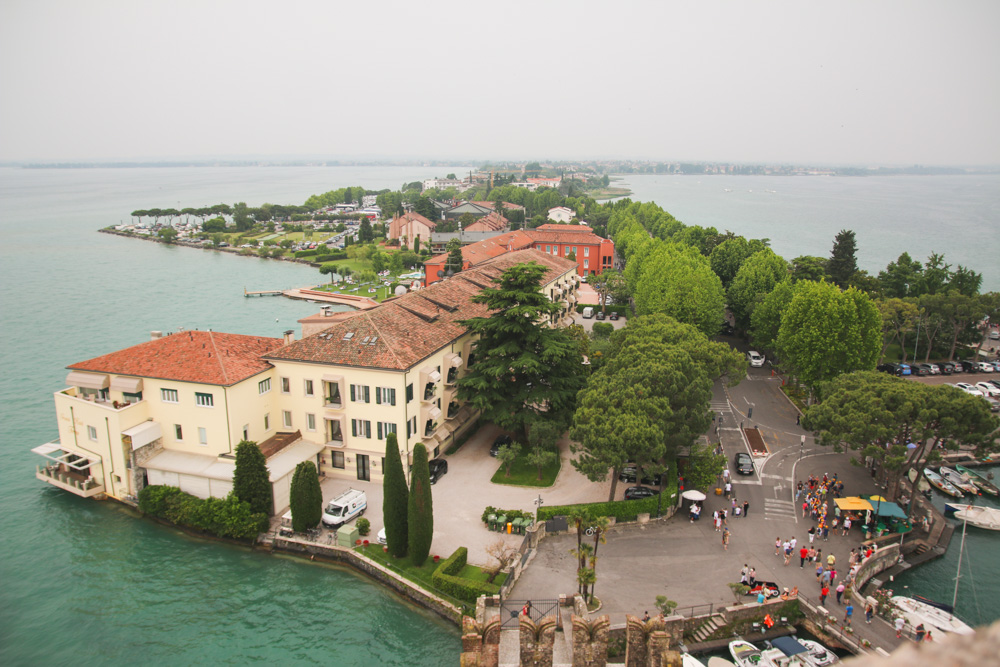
[764,498,797,521]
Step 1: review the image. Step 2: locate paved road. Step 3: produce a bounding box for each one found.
[511,361,909,652]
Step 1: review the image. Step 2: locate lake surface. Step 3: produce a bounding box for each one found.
[1,166,997,664]
[618,174,1000,291]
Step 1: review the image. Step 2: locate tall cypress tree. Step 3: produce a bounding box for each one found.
[289,461,322,532]
[232,440,273,516]
[407,443,433,566]
[828,229,858,288]
[382,432,409,557]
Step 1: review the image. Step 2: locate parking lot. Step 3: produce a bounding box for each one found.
[314,422,614,565]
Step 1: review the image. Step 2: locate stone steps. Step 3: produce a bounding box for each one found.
[691,614,726,643]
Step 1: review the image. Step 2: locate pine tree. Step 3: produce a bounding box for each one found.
[382,432,409,557]
[289,461,322,532]
[407,443,433,566]
[828,229,858,288]
[232,440,273,516]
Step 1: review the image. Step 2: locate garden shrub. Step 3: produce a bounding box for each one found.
[538,477,678,522]
[480,506,533,525]
[294,249,317,258]
[137,485,268,539]
[431,547,500,604]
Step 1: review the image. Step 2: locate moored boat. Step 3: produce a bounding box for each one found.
[798,638,839,666]
[954,464,1000,496]
[939,467,980,495]
[891,595,975,635]
[951,504,1000,531]
[682,654,708,667]
[767,637,819,666]
[708,658,737,667]
[729,639,763,667]
[923,468,965,498]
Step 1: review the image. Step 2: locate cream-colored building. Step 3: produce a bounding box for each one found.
[33,249,580,509]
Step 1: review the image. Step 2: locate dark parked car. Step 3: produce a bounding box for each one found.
[428,458,448,484]
[624,486,657,500]
[940,362,956,375]
[912,364,932,376]
[490,434,513,457]
[735,452,754,476]
[618,465,663,486]
[595,310,606,320]
[877,363,903,376]
[959,360,978,374]
[609,311,619,321]
[719,321,734,336]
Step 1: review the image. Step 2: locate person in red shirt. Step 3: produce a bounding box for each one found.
[819,586,829,606]
[799,546,809,568]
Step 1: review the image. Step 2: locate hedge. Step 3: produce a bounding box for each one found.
[575,303,629,317]
[294,249,318,258]
[480,506,533,524]
[431,547,501,604]
[138,485,269,539]
[314,251,347,263]
[538,478,678,522]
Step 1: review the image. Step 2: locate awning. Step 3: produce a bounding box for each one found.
[267,440,325,481]
[835,497,874,511]
[428,370,442,383]
[450,354,463,368]
[66,371,109,390]
[32,441,100,470]
[682,490,707,501]
[428,406,442,420]
[110,376,143,393]
[322,374,343,383]
[121,421,161,450]
[870,500,909,519]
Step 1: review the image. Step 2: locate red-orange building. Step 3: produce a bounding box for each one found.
[424,225,614,286]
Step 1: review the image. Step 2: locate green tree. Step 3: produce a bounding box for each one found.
[525,419,561,481]
[202,217,227,233]
[709,237,768,288]
[157,227,178,243]
[684,443,726,491]
[878,252,923,298]
[445,238,463,275]
[232,440,272,516]
[359,217,374,243]
[749,279,794,351]
[407,443,433,566]
[456,262,587,442]
[878,298,920,362]
[790,255,828,283]
[289,461,322,532]
[458,212,476,229]
[828,229,858,288]
[496,441,521,477]
[233,202,252,232]
[414,196,437,221]
[727,248,789,331]
[381,432,409,558]
[777,281,881,396]
[917,253,952,295]
[631,242,725,337]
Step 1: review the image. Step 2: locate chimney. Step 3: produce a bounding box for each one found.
[321,306,332,317]
[283,329,295,345]
[150,331,163,341]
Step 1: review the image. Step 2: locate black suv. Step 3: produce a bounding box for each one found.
[877,363,902,376]
[958,360,978,374]
[735,452,754,475]
[595,310,606,320]
[618,465,663,486]
[624,486,657,500]
[490,435,513,457]
[428,459,448,484]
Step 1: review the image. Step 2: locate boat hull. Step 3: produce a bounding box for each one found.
[891,596,975,635]
[954,464,1000,496]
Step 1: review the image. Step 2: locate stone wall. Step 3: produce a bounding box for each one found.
[853,542,899,592]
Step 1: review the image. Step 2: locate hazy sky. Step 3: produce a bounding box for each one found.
[1,0,998,165]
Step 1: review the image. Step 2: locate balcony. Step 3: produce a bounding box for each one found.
[447,402,460,419]
[324,394,344,410]
[36,464,105,498]
[60,387,146,412]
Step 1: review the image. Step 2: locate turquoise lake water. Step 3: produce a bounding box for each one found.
[1,166,997,664]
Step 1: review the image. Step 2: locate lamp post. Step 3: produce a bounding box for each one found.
[534,494,544,527]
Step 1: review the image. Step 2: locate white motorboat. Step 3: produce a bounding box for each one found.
[951,504,1000,531]
[923,468,965,498]
[939,467,979,495]
[682,654,708,667]
[768,637,823,667]
[798,639,839,666]
[708,658,737,667]
[954,464,1000,496]
[729,639,763,667]
[891,595,975,635]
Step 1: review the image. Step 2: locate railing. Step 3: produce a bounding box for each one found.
[324,396,343,409]
[36,466,105,498]
[675,602,715,618]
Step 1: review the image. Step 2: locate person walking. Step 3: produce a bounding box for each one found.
[925,631,934,642]
[827,553,836,568]
[789,536,797,552]
[895,616,905,638]
[819,585,829,606]
[865,603,874,624]
[743,500,749,517]
[915,624,926,642]
[724,481,732,499]
[816,563,824,582]
[740,564,749,585]
[844,602,853,627]
[799,547,809,568]
[748,567,757,587]
[775,537,782,556]
[808,526,816,544]
[836,582,845,605]
[722,527,730,551]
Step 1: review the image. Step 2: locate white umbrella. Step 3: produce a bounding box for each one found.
[682,489,707,501]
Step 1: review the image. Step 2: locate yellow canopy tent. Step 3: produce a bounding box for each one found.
[834,497,874,511]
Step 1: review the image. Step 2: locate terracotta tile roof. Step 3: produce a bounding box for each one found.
[267,249,576,371]
[525,228,609,245]
[68,331,283,386]
[464,211,508,232]
[426,230,535,268]
[535,224,591,232]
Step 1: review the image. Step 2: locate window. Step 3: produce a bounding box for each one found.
[546,245,551,253]
[377,422,397,439]
[280,377,290,394]
[283,410,292,428]
[351,419,372,438]
[161,388,179,403]
[331,451,345,469]
[198,427,207,445]
[195,392,214,407]
[376,387,396,406]
[572,246,577,256]
[584,259,589,269]
[242,424,249,440]
[406,383,414,402]
[304,380,314,397]
[263,414,270,430]
[174,424,183,440]
[584,247,590,257]
[350,384,370,403]
[306,413,316,431]
[123,391,143,404]
[408,416,417,437]
[87,425,98,441]
[258,378,271,394]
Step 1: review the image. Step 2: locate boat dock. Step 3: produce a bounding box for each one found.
[244,288,284,297]
[242,287,379,310]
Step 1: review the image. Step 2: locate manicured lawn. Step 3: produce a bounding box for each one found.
[458,564,507,587]
[491,456,561,487]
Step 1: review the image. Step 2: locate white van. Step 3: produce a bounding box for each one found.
[321,488,367,528]
[582,307,594,319]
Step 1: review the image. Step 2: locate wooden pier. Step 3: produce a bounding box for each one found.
[244,288,284,297]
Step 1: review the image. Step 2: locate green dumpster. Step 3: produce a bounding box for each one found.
[496,515,507,532]
[488,513,497,531]
[512,517,524,535]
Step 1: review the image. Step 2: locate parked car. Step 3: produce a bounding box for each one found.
[618,465,663,486]
[377,527,387,544]
[926,363,941,375]
[912,364,932,376]
[735,452,754,475]
[595,310,606,321]
[976,382,1000,397]
[490,434,513,457]
[958,360,979,373]
[990,329,1000,340]
[897,363,913,376]
[321,488,367,528]
[975,361,995,373]
[428,458,448,484]
[877,363,902,376]
[609,311,619,321]
[747,351,766,368]
[983,396,1000,413]
[624,486,657,500]
[940,362,957,375]
[955,382,984,397]
[719,321,734,336]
